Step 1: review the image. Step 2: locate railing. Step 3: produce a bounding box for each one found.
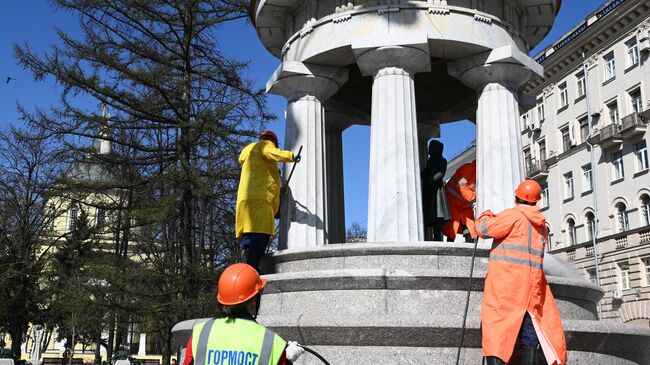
[586,245,594,256]
[640,229,650,244]
[567,249,576,261]
[616,235,628,249]
[621,113,645,131]
[599,123,622,141]
[526,159,549,177]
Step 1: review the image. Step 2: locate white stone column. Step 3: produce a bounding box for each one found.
[137,333,146,356]
[448,46,542,213]
[356,46,431,242]
[326,128,346,243]
[475,82,525,213]
[281,94,327,248]
[267,62,348,249]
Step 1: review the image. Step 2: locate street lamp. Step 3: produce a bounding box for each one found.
[582,48,603,319]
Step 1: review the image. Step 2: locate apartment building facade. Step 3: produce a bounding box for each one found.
[520,0,650,324]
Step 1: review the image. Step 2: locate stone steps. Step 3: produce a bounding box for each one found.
[254,242,650,364]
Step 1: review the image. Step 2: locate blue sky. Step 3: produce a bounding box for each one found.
[0,1,607,229]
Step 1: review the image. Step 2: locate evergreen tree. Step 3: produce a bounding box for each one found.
[0,126,66,359]
[15,1,269,363]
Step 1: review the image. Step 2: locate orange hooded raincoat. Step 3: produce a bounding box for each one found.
[444,160,477,240]
[476,204,567,364]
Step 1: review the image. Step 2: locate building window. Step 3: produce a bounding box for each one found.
[626,37,639,68]
[579,116,589,143]
[567,218,576,246]
[561,126,571,152]
[612,151,624,180]
[619,262,631,290]
[540,182,549,209]
[522,113,530,130]
[67,205,79,231]
[616,202,629,232]
[586,268,597,285]
[635,141,648,172]
[641,194,650,227]
[586,212,596,242]
[582,164,593,192]
[630,88,643,115]
[564,172,574,200]
[559,82,568,108]
[604,51,616,81]
[607,100,620,125]
[643,258,650,286]
[538,139,547,162]
[96,208,106,229]
[576,71,586,97]
[523,147,532,171]
[536,100,545,122]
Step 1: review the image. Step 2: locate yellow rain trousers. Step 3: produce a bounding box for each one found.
[236,140,294,239]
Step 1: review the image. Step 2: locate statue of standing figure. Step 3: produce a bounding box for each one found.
[421,140,451,241]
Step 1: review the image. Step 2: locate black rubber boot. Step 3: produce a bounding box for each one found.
[485,357,506,365]
[521,347,539,365]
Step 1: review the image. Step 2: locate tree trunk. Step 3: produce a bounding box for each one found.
[160,328,172,365]
[107,313,115,362]
[10,324,23,359]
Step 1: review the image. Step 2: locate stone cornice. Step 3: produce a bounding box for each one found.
[525,0,649,95]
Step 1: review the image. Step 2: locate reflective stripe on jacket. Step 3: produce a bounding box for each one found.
[191,318,287,365]
[477,205,567,365]
[236,140,294,238]
[443,160,477,240]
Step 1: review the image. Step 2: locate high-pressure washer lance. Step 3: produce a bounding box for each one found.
[265,145,303,254]
[456,205,481,365]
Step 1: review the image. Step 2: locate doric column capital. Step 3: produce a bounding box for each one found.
[447,45,543,90]
[267,61,349,102]
[354,45,431,78]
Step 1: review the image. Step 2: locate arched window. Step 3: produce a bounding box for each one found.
[641,194,650,227]
[96,208,106,229]
[67,204,79,231]
[586,212,596,242]
[567,218,577,246]
[616,202,629,232]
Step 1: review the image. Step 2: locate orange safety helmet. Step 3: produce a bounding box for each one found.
[217,263,267,306]
[515,179,542,204]
[259,130,278,148]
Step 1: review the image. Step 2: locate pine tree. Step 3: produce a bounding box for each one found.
[15,1,270,363]
[0,126,67,359]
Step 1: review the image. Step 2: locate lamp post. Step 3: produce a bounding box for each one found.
[582,48,602,319]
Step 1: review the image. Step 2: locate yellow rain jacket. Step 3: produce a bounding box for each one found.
[236,140,294,239]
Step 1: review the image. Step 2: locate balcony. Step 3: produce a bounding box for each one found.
[621,112,647,138]
[597,123,623,149]
[526,159,549,180]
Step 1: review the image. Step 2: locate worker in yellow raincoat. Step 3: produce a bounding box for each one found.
[236,130,298,271]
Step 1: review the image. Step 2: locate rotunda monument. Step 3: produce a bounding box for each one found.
[173,1,650,364]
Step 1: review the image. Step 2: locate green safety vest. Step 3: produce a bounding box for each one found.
[191,318,286,365]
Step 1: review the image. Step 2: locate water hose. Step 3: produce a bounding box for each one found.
[299,345,330,365]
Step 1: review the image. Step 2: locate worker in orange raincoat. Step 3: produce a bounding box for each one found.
[236,131,298,271]
[476,180,567,365]
[443,160,477,241]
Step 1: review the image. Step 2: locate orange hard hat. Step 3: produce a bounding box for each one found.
[217,263,267,306]
[515,179,542,203]
[259,130,278,147]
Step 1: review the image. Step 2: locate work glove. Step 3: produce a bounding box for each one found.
[285,341,304,362]
[293,154,301,163]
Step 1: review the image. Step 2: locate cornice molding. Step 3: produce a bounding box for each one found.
[525,1,648,95]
